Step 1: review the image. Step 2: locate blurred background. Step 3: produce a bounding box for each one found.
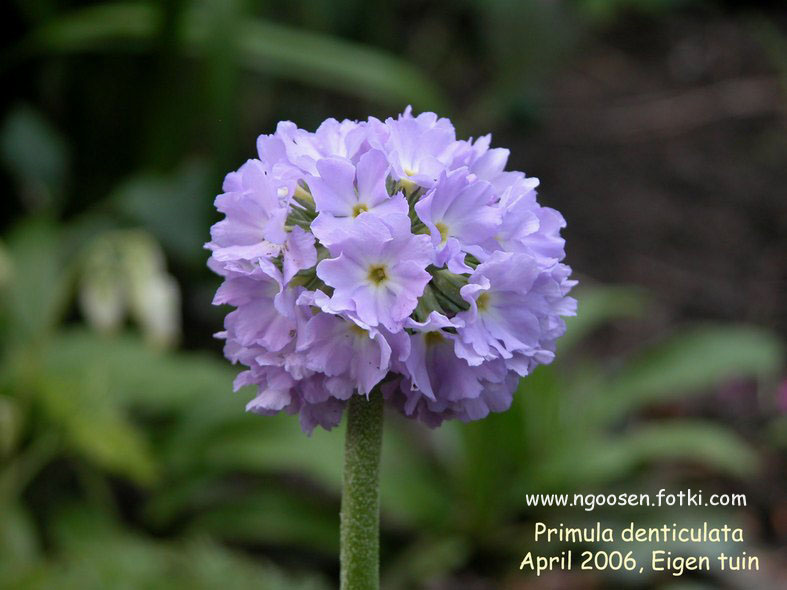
[1,0,785,588]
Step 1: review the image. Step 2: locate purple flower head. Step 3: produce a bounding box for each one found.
[208,109,576,433]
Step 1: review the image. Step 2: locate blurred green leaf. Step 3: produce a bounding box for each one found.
[577,0,696,24]
[3,220,71,340]
[187,490,339,553]
[0,502,39,576]
[615,421,760,477]
[0,105,69,213]
[0,241,11,290]
[110,161,212,268]
[230,18,445,110]
[143,474,235,526]
[380,420,453,529]
[382,535,470,590]
[560,285,650,353]
[0,434,59,502]
[159,407,454,531]
[26,3,157,49]
[453,402,530,533]
[0,395,22,458]
[767,415,787,449]
[596,324,784,423]
[183,414,345,488]
[44,329,236,412]
[15,504,330,590]
[200,0,241,171]
[518,365,563,457]
[36,374,157,485]
[26,2,447,110]
[468,0,574,127]
[10,0,59,24]
[540,421,759,489]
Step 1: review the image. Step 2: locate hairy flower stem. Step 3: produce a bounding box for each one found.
[340,390,383,590]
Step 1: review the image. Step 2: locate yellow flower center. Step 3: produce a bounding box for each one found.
[424,331,445,347]
[476,292,491,312]
[293,184,314,204]
[349,323,367,336]
[435,221,449,244]
[367,264,388,285]
[352,203,368,217]
[399,174,417,195]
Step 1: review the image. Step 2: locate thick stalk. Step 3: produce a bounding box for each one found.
[340,390,383,590]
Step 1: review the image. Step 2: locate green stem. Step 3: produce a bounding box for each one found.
[340,390,383,590]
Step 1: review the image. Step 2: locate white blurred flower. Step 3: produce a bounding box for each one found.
[78,230,181,348]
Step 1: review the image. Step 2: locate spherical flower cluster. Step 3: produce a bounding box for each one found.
[207,108,577,433]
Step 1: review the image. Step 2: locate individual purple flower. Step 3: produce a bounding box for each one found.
[307,150,408,246]
[213,259,296,354]
[281,225,317,282]
[371,107,460,188]
[458,372,520,422]
[450,134,526,192]
[243,366,298,415]
[315,213,432,332]
[384,312,515,426]
[414,168,501,272]
[297,312,393,396]
[455,251,576,374]
[206,157,319,284]
[298,393,346,434]
[402,313,487,406]
[258,118,368,175]
[207,159,288,261]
